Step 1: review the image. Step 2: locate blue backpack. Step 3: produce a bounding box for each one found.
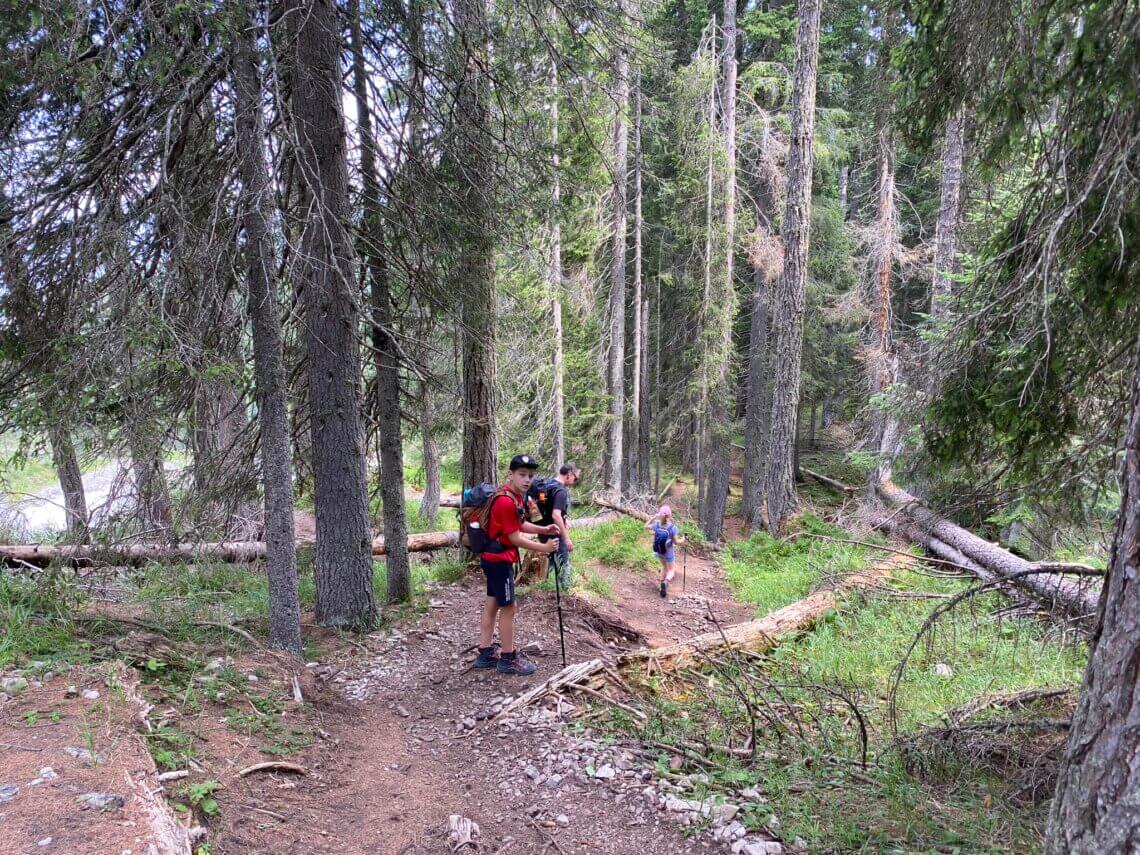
[652,525,673,556]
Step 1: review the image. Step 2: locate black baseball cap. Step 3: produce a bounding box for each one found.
[509,454,540,471]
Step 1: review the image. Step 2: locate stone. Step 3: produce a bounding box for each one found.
[37,838,52,847]
[545,774,563,788]
[593,764,616,780]
[77,792,125,810]
[665,796,703,814]
[555,814,569,828]
[64,685,78,698]
[934,662,954,678]
[462,717,477,730]
[1,676,29,696]
[0,785,18,803]
[710,803,739,824]
[81,689,100,700]
[525,765,542,781]
[740,842,783,855]
[64,746,100,766]
[246,674,259,683]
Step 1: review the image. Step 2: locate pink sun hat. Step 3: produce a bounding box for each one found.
[657,505,672,517]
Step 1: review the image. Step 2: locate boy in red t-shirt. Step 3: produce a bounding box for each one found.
[474,454,560,676]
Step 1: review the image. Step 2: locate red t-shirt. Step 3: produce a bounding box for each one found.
[483,488,523,563]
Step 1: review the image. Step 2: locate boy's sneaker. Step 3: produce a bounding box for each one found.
[659,580,668,599]
[473,644,500,669]
[497,652,537,676]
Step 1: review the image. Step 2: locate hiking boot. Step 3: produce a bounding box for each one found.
[659,580,668,599]
[497,652,537,676]
[473,644,500,669]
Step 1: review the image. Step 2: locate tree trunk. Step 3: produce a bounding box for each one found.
[929,109,965,397]
[808,401,816,450]
[877,480,1100,618]
[549,39,565,469]
[838,165,849,215]
[629,72,644,493]
[603,0,630,496]
[49,425,87,542]
[742,267,772,529]
[765,0,821,534]
[454,0,498,489]
[419,380,441,524]
[350,0,410,604]
[287,0,376,631]
[1045,345,1140,853]
[869,138,901,486]
[233,4,301,656]
[127,423,171,536]
[699,0,739,543]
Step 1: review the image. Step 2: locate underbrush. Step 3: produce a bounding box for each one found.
[585,554,1086,851]
[573,516,661,573]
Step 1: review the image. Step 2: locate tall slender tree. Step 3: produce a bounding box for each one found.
[350,0,410,603]
[548,25,566,468]
[603,0,630,496]
[765,0,822,533]
[286,0,376,630]
[233,3,301,656]
[454,0,498,489]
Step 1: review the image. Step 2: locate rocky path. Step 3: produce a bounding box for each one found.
[214,534,781,855]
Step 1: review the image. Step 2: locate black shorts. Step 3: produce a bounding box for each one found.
[481,559,516,606]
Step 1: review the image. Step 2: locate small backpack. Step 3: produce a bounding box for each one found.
[652,525,673,556]
[460,484,521,555]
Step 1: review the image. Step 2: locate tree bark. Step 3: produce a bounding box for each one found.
[869,138,901,486]
[742,268,772,529]
[629,71,644,493]
[419,380,441,523]
[350,0,410,604]
[549,36,565,469]
[838,165,849,216]
[128,425,171,536]
[928,110,965,398]
[49,425,88,542]
[603,0,630,497]
[454,0,498,489]
[765,0,821,534]
[234,4,301,656]
[1046,345,1140,853]
[287,0,376,631]
[698,0,739,543]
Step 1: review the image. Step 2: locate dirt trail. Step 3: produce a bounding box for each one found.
[213,504,762,855]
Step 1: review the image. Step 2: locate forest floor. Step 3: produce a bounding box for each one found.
[0,459,1092,854]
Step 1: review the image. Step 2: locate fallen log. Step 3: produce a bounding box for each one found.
[592,494,653,522]
[800,467,855,496]
[490,554,910,721]
[0,512,620,567]
[875,481,1100,619]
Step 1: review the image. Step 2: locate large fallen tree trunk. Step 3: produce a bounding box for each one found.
[0,513,620,568]
[592,494,653,522]
[491,554,909,722]
[875,481,1100,619]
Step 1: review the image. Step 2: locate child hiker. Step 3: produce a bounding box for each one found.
[473,454,560,676]
[645,505,683,598]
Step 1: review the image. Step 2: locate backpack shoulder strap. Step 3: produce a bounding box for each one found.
[479,488,521,532]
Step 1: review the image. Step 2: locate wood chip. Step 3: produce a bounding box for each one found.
[236,761,309,778]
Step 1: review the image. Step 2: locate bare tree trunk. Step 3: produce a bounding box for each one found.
[49,425,88,542]
[743,268,772,529]
[869,140,901,486]
[287,0,376,630]
[419,381,441,523]
[350,0,410,604]
[549,37,565,468]
[765,0,821,534]
[454,0,498,489]
[1046,343,1140,854]
[128,426,171,536]
[233,5,300,656]
[929,109,965,397]
[629,71,644,492]
[603,0,630,496]
[838,165,849,215]
[699,0,739,541]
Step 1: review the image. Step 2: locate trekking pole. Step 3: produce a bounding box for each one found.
[553,547,567,667]
[682,540,687,594]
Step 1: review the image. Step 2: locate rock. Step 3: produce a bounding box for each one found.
[767,815,780,833]
[739,842,783,855]
[246,674,259,683]
[462,717,477,730]
[64,685,78,698]
[593,764,616,780]
[64,746,100,766]
[665,796,703,814]
[525,765,543,781]
[1,676,29,696]
[188,827,208,844]
[77,792,126,810]
[555,814,570,828]
[206,656,233,672]
[81,689,100,700]
[395,705,410,718]
[739,786,763,801]
[28,766,59,786]
[0,785,18,803]
[37,838,52,847]
[934,662,954,678]
[545,774,563,788]
[711,803,739,824]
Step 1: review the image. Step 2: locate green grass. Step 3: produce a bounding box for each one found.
[723,512,884,614]
[584,518,1086,852]
[0,571,88,670]
[573,517,661,573]
[0,456,59,498]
